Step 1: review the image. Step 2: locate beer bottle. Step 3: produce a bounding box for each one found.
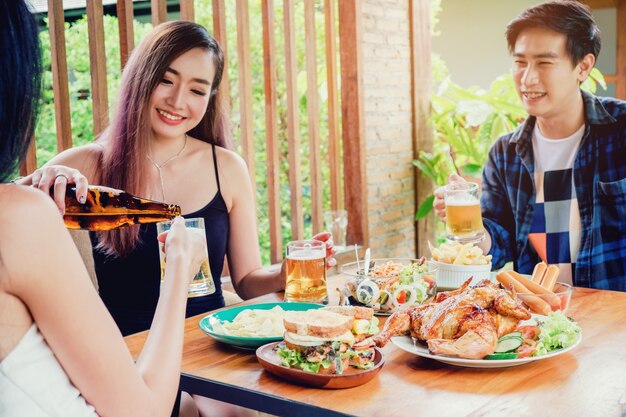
[62,185,181,231]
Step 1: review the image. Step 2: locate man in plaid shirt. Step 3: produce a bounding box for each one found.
[434,1,626,290]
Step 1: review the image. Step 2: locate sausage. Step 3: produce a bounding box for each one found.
[507,270,561,311]
[531,262,547,284]
[496,271,552,315]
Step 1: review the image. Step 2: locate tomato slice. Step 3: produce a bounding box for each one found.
[515,343,535,359]
[422,276,435,287]
[516,325,540,341]
[396,290,406,304]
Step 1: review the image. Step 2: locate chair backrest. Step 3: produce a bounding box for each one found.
[69,230,98,291]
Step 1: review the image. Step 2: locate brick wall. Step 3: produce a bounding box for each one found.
[361,0,417,258]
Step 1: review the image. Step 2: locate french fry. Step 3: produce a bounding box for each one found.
[541,265,559,292]
[496,271,551,315]
[507,271,561,311]
[531,262,547,284]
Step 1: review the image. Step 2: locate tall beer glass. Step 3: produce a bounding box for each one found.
[156,217,216,297]
[444,182,485,243]
[284,240,328,304]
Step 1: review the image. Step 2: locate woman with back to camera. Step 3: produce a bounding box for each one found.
[0,1,207,416]
[17,19,335,417]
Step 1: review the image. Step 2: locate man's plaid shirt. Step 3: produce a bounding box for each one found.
[482,90,626,291]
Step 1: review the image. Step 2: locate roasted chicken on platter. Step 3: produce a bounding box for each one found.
[373,278,531,359]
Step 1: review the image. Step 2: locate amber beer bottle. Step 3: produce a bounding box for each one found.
[62,186,181,231]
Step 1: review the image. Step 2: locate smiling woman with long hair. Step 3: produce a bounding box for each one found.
[0,2,207,416]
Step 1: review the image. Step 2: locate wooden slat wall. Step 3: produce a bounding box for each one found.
[86,0,109,136]
[235,0,257,201]
[261,0,282,264]
[410,0,434,258]
[324,0,343,212]
[117,0,135,68]
[48,0,72,152]
[38,0,370,260]
[283,0,305,240]
[304,0,323,234]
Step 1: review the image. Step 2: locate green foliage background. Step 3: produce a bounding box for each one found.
[35,2,335,265]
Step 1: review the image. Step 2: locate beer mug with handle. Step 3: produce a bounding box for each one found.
[284,240,328,304]
[156,217,216,297]
[444,182,485,243]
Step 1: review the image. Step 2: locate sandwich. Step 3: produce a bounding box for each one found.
[276,307,379,374]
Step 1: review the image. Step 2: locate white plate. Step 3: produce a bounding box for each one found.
[391,316,582,368]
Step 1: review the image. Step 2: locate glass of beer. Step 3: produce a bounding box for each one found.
[324,209,348,251]
[156,217,215,297]
[444,182,485,243]
[284,239,328,304]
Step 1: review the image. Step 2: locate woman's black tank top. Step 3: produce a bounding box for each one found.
[91,144,230,336]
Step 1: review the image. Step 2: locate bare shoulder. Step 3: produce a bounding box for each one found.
[213,146,249,176]
[48,142,104,177]
[0,185,60,229]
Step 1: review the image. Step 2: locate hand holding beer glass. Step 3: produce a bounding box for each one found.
[156,217,216,297]
[443,181,485,243]
[284,240,328,304]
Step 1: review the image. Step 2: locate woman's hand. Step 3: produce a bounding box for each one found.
[433,173,465,222]
[157,217,207,282]
[29,165,89,213]
[312,231,337,269]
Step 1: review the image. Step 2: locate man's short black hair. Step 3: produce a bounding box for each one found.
[506,0,601,66]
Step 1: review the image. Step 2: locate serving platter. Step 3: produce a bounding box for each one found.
[391,315,582,368]
[198,302,324,350]
[256,342,385,388]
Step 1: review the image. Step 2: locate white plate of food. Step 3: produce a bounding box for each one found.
[391,314,582,368]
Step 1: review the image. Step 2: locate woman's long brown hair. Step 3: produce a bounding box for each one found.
[96,21,230,257]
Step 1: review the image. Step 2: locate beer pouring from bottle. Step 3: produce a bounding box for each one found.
[60,185,181,231]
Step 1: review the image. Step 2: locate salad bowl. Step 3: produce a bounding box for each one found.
[340,258,437,315]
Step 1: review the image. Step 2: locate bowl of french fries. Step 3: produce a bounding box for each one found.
[496,263,572,314]
[428,241,493,289]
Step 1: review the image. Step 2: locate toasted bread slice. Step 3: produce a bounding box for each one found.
[283,310,353,338]
[322,305,374,320]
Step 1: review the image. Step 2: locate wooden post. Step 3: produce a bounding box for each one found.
[284,0,304,240]
[180,0,195,21]
[47,0,72,152]
[410,0,434,258]
[212,0,231,111]
[617,0,626,99]
[86,0,109,136]
[305,0,323,234]
[151,0,168,26]
[235,0,257,201]
[262,0,283,263]
[338,0,368,247]
[117,0,135,69]
[324,0,343,212]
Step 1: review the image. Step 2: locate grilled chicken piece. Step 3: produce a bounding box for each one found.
[374,278,531,359]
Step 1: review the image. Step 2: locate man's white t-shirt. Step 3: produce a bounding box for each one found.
[528,123,584,285]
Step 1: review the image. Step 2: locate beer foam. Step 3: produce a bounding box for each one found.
[287,248,324,260]
[445,194,479,206]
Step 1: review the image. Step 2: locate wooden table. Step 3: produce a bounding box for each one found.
[125,275,626,417]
